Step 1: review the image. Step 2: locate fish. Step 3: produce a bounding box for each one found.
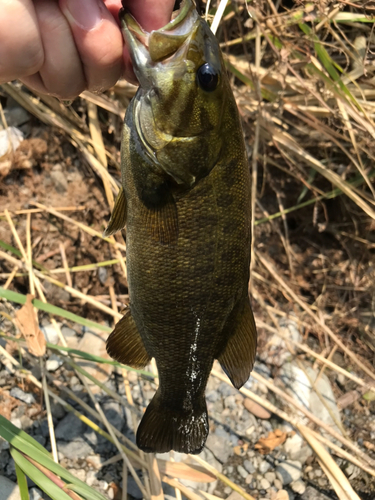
[103,0,257,454]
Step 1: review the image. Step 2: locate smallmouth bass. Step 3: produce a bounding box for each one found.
[104,0,257,454]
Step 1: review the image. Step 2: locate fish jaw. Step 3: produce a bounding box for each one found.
[120,0,200,90]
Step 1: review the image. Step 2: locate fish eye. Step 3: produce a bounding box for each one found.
[196,63,219,92]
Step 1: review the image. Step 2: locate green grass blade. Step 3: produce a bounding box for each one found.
[10,448,74,500]
[0,415,52,456]
[2,416,106,500]
[255,169,375,226]
[0,288,111,333]
[15,461,30,500]
[0,239,48,272]
[225,60,277,102]
[299,23,362,111]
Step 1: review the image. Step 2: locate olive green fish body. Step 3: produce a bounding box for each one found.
[104,0,257,454]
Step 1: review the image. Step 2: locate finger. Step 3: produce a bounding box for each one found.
[59,0,123,94]
[22,0,85,100]
[121,0,176,84]
[0,0,43,83]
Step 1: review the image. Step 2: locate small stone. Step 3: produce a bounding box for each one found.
[259,478,271,490]
[86,455,102,469]
[0,476,20,500]
[243,399,271,419]
[0,437,9,451]
[206,432,232,463]
[41,323,61,344]
[245,474,253,485]
[57,439,94,459]
[69,469,86,481]
[243,460,256,474]
[50,402,66,420]
[291,479,306,495]
[273,479,283,490]
[226,492,243,500]
[237,465,248,479]
[301,486,332,500]
[127,476,143,499]
[10,418,22,429]
[206,390,219,402]
[51,168,68,193]
[46,354,64,372]
[259,460,271,474]
[29,487,43,500]
[275,460,302,485]
[102,401,125,430]
[10,387,36,405]
[86,470,97,487]
[3,107,30,127]
[224,487,232,495]
[0,127,23,156]
[265,472,276,483]
[55,413,84,440]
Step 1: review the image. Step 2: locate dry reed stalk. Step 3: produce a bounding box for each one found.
[191,455,256,500]
[3,266,18,289]
[59,243,72,288]
[0,206,86,217]
[293,356,348,438]
[77,373,151,500]
[256,252,375,382]
[87,101,114,210]
[299,425,361,500]
[211,369,375,475]
[250,368,375,466]
[30,202,126,251]
[255,318,370,389]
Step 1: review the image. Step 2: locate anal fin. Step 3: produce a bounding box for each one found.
[103,187,127,237]
[218,296,257,389]
[106,309,151,368]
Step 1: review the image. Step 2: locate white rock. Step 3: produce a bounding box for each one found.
[259,478,271,490]
[259,460,271,474]
[46,354,64,372]
[279,361,342,441]
[29,487,43,500]
[0,127,23,157]
[265,318,303,366]
[0,476,20,500]
[284,433,303,454]
[10,387,36,405]
[291,479,306,494]
[42,323,61,345]
[86,470,97,486]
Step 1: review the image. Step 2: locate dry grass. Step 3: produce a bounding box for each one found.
[1,1,375,499]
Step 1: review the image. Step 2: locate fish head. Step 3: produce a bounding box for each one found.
[121,0,229,185]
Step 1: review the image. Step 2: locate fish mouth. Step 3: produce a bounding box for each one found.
[120,0,200,83]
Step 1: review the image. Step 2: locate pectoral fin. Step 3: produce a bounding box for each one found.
[106,309,151,368]
[141,196,178,246]
[218,296,257,389]
[103,187,127,237]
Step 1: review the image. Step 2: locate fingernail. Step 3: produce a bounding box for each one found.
[62,0,105,30]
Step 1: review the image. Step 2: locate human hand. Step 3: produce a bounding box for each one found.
[0,0,175,100]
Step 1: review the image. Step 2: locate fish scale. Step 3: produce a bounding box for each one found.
[103,0,257,454]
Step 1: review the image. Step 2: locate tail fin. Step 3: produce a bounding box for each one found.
[136,390,208,454]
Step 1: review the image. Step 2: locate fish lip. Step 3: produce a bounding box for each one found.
[120,0,199,81]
